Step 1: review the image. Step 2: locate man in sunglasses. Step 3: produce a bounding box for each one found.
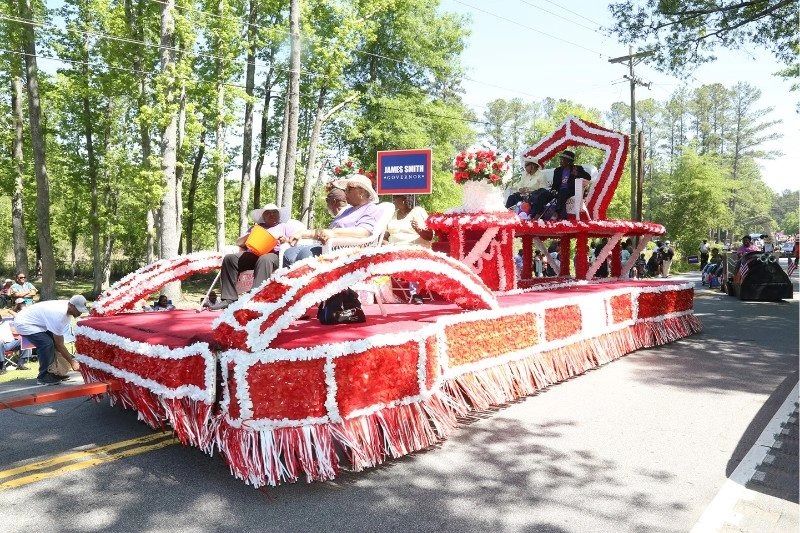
[10,272,37,305]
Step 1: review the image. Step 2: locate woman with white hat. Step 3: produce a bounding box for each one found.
[283,174,380,267]
[213,204,305,309]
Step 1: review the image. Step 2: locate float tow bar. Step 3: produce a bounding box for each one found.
[0,381,119,411]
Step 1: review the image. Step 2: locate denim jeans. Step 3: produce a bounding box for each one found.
[22,331,55,380]
[1,339,20,366]
[282,244,322,268]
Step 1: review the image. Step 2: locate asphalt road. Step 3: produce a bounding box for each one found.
[0,274,797,533]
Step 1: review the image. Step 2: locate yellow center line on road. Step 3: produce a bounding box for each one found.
[0,433,177,488]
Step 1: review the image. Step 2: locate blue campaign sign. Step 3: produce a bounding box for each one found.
[376,149,432,195]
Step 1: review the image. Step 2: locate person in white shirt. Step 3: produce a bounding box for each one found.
[13,295,87,385]
[385,194,432,248]
[699,239,710,268]
[506,156,553,218]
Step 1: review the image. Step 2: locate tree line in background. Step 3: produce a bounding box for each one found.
[0,0,794,300]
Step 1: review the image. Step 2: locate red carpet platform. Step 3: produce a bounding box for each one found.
[76,248,700,488]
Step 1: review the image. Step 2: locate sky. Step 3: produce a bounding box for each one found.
[439,0,798,193]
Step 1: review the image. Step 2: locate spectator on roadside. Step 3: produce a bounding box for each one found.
[8,298,27,317]
[533,250,543,278]
[699,239,710,268]
[0,279,13,308]
[147,294,175,312]
[13,295,86,385]
[10,272,37,305]
[0,319,22,373]
[202,291,219,309]
[593,238,609,278]
[647,244,662,277]
[634,253,647,279]
[660,241,675,277]
[736,235,759,257]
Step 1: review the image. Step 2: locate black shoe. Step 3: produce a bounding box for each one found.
[37,373,62,386]
[16,363,29,370]
[0,365,6,374]
[57,374,70,381]
[411,295,424,305]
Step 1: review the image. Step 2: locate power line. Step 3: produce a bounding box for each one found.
[536,0,605,27]
[451,0,606,58]
[149,0,545,100]
[516,0,603,34]
[2,10,547,102]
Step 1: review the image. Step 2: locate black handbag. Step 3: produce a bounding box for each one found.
[317,289,366,325]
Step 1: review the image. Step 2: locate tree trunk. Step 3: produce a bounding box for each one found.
[239,0,257,231]
[275,98,289,205]
[20,0,56,299]
[158,0,180,300]
[301,86,326,226]
[215,81,226,250]
[82,33,102,294]
[253,63,275,207]
[186,130,206,253]
[176,79,186,253]
[125,0,154,265]
[102,234,114,288]
[10,74,29,276]
[281,0,301,210]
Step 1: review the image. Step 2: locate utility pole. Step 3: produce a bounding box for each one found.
[608,46,652,220]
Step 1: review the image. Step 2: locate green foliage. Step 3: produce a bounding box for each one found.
[662,148,731,255]
[607,0,797,74]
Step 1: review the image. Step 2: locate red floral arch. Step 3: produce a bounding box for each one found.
[523,116,629,220]
[92,252,223,316]
[213,246,500,351]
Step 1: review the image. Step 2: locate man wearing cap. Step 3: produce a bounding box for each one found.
[214,204,305,309]
[550,150,591,220]
[284,174,381,267]
[13,295,87,385]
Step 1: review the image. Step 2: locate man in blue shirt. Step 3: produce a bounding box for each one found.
[10,272,37,305]
[549,150,591,220]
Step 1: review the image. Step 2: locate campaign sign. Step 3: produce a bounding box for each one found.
[376,149,432,195]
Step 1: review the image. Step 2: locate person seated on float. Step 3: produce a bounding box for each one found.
[283,174,381,268]
[325,187,349,217]
[506,156,552,218]
[550,150,591,220]
[213,203,305,310]
[385,194,432,247]
[147,294,175,312]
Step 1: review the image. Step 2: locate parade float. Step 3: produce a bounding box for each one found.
[74,116,701,488]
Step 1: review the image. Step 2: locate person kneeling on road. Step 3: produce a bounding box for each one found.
[13,295,87,385]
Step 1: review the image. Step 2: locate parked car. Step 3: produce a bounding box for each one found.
[782,241,795,257]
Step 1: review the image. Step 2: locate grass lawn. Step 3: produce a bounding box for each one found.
[0,362,37,383]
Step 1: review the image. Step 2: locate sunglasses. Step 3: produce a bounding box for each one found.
[17,276,25,280]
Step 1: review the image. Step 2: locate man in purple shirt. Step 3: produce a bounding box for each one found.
[283,174,381,267]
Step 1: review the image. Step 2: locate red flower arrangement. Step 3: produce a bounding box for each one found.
[453,148,512,186]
